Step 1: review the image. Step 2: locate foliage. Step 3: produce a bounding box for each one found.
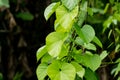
[36,0,120,80]
[0,73,3,80]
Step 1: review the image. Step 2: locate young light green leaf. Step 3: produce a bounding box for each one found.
[74,54,101,71]
[36,46,47,62]
[58,44,68,59]
[84,68,98,80]
[16,12,34,21]
[92,36,103,48]
[55,5,78,32]
[100,51,108,60]
[61,0,80,10]
[44,2,60,20]
[84,43,96,51]
[71,61,85,78]
[47,60,76,80]
[46,32,68,57]
[75,24,95,43]
[36,63,48,80]
[41,54,52,63]
[0,0,9,8]
[81,25,95,43]
[75,37,84,46]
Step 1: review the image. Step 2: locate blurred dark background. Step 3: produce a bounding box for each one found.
[0,0,53,80]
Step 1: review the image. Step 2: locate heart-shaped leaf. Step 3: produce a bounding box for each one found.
[71,61,85,78]
[75,24,95,43]
[55,5,78,32]
[46,32,68,57]
[36,45,47,62]
[47,60,76,80]
[36,63,48,80]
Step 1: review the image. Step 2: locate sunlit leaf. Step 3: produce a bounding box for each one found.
[47,60,76,80]
[36,45,47,62]
[36,63,48,80]
[84,43,96,51]
[46,32,68,57]
[61,0,79,10]
[41,54,52,63]
[44,2,60,20]
[55,5,78,32]
[58,44,68,59]
[74,54,101,71]
[75,24,95,43]
[100,51,108,60]
[71,61,85,78]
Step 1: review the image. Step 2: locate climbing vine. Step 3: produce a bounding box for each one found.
[36,0,120,80]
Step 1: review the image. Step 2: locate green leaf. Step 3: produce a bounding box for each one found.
[41,54,52,63]
[0,0,9,8]
[75,24,95,43]
[92,36,103,48]
[87,7,93,16]
[75,37,84,46]
[55,5,78,32]
[58,44,68,59]
[44,2,60,20]
[100,51,108,60]
[74,54,101,71]
[81,25,95,43]
[84,43,96,51]
[36,46,47,62]
[46,32,68,57]
[36,63,48,80]
[47,60,76,80]
[0,73,3,80]
[104,3,110,14]
[77,1,87,27]
[71,61,85,78]
[84,68,98,80]
[61,0,79,10]
[115,44,120,53]
[103,16,113,33]
[118,77,120,80]
[16,12,34,21]
[114,63,120,76]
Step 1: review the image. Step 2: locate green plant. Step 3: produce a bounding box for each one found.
[36,0,120,80]
[0,72,3,80]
